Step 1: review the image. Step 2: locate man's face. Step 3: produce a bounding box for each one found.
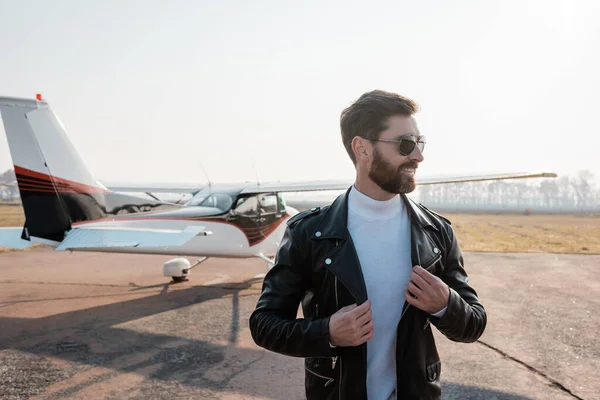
[367,115,425,194]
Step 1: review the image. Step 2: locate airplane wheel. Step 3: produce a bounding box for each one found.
[171,276,188,283]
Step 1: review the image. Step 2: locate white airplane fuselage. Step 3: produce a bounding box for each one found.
[66,204,299,258]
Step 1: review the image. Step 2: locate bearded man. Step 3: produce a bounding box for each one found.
[249,90,487,400]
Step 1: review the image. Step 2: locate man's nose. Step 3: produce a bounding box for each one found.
[410,145,425,163]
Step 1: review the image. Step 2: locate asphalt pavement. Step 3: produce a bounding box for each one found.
[0,249,597,399]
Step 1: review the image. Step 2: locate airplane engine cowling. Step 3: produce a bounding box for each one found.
[163,257,191,278]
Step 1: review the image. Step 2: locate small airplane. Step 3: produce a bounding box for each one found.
[0,94,558,281]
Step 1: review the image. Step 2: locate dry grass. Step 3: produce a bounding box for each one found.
[0,203,27,253]
[0,203,25,227]
[1,204,599,255]
[447,213,600,255]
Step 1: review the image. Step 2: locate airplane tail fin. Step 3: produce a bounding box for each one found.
[0,95,173,244]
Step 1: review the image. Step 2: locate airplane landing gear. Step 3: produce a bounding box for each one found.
[163,257,208,282]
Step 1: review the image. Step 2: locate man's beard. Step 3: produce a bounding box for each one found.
[368,147,417,194]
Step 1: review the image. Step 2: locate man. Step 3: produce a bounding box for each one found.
[249,90,486,399]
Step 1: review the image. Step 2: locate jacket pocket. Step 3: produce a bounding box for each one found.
[426,360,441,382]
[304,358,337,399]
[305,364,335,387]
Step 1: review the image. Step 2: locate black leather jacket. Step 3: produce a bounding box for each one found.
[249,188,487,399]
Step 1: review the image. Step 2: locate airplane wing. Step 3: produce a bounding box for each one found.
[239,171,558,194]
[414,171,558,186]
[56,225,212,250]
[0,226,212,251]
[99,171,557,195]
[101,181,206,193]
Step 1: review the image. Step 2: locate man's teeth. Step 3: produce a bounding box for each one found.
[402,168,415,173]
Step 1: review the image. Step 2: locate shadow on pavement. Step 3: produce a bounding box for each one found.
[0,277,282,399]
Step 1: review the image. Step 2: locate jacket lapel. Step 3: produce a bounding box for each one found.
[401,195,442,273]
[311,188,368,304]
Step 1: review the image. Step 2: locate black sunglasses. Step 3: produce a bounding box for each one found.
[362,135,426,156]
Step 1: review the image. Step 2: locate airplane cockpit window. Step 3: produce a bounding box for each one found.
[258,194,278,214]
[198,193,233,212]
[185,193,206,207]
[233,196,259,216]
[232,194,281,216]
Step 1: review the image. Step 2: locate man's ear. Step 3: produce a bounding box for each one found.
[352,136,370,161]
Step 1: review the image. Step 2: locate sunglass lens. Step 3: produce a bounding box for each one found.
[399,139,416,155]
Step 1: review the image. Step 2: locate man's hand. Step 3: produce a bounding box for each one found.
[328,300,373,347]
[405,265,449,314]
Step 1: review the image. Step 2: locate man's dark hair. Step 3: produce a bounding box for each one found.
[340,90,419,164]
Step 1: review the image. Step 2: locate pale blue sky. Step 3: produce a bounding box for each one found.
[1,0,599,186]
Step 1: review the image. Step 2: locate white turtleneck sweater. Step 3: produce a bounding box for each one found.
[346,185,446,400]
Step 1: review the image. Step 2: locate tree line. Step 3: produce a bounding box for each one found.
[416,170,599,213]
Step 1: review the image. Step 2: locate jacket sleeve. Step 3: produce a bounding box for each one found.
[430,225,487,342]
[249,225,336,358]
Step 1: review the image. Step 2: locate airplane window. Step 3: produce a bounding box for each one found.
[258,194,278,214]
[233,196,259,216]
[186,194,206,206]
[199,193,233,212]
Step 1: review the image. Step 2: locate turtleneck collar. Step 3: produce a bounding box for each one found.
[348,185,403,221]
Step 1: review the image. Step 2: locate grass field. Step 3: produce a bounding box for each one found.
[1,204,599,254]
[445,213,600,254]
[0,203,25,228]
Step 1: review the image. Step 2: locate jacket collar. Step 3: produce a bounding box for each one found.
[311,186,438,240]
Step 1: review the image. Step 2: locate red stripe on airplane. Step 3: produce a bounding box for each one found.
[15,166,109,194]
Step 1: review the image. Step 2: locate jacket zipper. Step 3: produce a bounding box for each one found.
[332,276,339,369]
[338,356,343,399]
[305,366,334,387]
[334,276,341,398]
[334,276,339,308]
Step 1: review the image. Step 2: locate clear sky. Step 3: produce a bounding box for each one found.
[1,0,599,186]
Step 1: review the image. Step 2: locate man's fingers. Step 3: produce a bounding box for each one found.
[413,265,437,285]
[360,319,374,336]
[410,270,430,292]
[357,326,374,344]
[356,309,372,327]
[349,299,371,317]
[407,281,423,298]
[405,290,421,308]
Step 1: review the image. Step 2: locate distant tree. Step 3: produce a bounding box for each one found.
[0,169,15,182]
[0,169,18,200]
[571,170,594,208]
[540,179,559,208]
[558,176,575,208]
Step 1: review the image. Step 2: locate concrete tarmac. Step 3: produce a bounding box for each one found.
[0,248,597,400]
